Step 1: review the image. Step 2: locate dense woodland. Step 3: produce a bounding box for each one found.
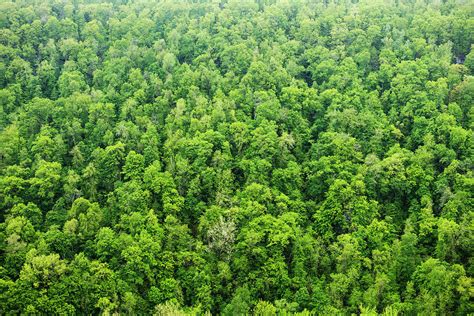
[0,0,473,314]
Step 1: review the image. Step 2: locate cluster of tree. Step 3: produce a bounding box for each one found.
[0,0,473,314]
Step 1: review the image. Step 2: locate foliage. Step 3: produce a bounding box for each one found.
[0,0,473,314]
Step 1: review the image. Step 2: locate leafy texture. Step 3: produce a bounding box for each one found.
[0,0,473,314]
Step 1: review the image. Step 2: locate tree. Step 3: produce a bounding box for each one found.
[411,258,470,314]
[123,151,145,181]
[28,160,62,209]
[93,142,125,192]
[58,70,88,97]
[223,286,252,316]
[207,216,236,261]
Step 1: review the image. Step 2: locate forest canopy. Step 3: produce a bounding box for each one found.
[0,0,473,314]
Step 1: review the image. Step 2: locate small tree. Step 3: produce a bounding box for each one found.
[207,217,236,261]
